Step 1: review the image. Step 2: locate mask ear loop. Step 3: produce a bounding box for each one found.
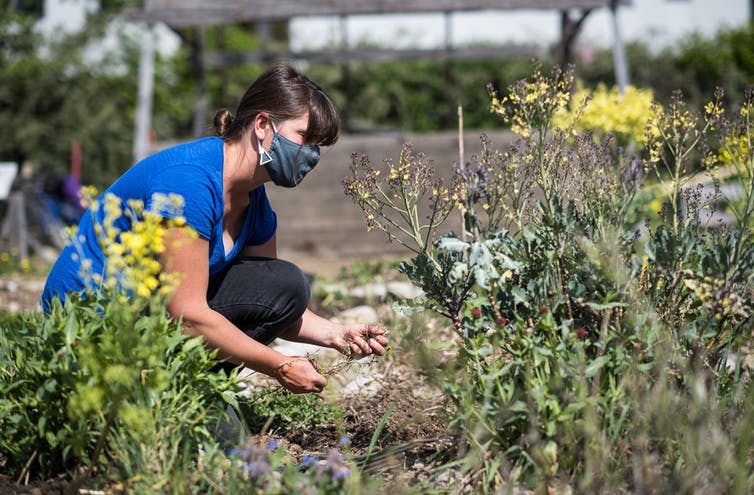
[258,120,277,166]
[258,137,273,166]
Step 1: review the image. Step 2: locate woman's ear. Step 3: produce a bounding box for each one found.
[253,112,271,141]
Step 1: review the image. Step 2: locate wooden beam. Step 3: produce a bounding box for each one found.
[202,44,542,68]
[129,0,629,27]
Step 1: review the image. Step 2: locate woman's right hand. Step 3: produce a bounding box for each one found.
[274,357,327,394]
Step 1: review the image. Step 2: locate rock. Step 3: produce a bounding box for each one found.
[317,282,349,296]
[331,305,380,325]
[340,374,383,397]
[341,375,375,395]
[347,281,423,300]
[386,281,423,299]
[272,340,336,358]
[348,283,387,299]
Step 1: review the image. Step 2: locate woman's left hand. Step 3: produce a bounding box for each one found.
[333,324,389,358]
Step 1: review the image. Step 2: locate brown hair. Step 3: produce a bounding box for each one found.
[213,64,339,146]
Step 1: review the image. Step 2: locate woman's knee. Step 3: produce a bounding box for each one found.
[206,257,311,332]
[272,259,311,321]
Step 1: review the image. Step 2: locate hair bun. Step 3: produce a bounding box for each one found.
[213,108,233,138]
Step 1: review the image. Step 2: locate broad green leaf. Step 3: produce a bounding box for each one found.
[585,356,610,377]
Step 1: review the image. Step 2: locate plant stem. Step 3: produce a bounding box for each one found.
[66,405,119,495]
[486,285,505,324]
[15,449,37,485]
[557,256,575,322]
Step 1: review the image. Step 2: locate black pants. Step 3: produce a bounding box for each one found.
[207,257,311,372]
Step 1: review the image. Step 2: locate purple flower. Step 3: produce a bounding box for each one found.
[325,449,351,480]
[242,460,271,475]
[265,439,280,451]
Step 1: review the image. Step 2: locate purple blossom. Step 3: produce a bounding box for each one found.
[325,449,351,479]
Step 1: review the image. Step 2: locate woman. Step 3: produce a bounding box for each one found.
[41,64,388,394]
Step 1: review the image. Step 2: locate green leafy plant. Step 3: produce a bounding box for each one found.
[239,386,345,433]
[344,64,754,492]
[0,192,238,490]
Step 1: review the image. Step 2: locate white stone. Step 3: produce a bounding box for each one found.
[348,283,387,299]
[386,281,423,299]
[332,305,380,325]
[271,340,332,358]
[341,375,375,395]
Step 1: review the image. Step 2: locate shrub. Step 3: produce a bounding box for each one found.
[0,193,239,488]
[344,64,754,492]
[1,189,375,494]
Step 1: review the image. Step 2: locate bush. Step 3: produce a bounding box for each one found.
[0,295,236,484]
[344,64,754,492]
[0,190,372,494]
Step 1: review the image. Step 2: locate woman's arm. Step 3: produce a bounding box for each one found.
[280,308,389,358]
[160,227,326,393]
[239,233,389,358]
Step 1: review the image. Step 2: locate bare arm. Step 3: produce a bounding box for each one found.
[280,308,389,357]
[240,233,389,357]
[161,227,325,393]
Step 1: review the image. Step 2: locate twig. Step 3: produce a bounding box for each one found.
[65,406,118,495]
[15,449,37,485]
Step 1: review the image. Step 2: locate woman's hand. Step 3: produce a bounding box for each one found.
[274,357,327,394]
[333,324,389,358]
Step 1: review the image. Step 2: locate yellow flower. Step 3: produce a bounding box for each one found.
[553,82,655,146]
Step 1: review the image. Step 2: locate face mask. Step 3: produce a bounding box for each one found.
[258,122,320,188]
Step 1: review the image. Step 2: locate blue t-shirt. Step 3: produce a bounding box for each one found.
[41,136,277,308]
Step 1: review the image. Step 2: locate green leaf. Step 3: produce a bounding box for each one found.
[437,236,470,253]
[221,390,239,409]
[182,337,204,353]
[585,301,628,311]
[585,356,610,377]
[63,312,78,347]
[511,287,529,306]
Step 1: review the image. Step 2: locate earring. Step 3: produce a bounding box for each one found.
[258,138,273,165]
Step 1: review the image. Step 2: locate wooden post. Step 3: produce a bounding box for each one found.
[192,25,208,138]
[339,15,352,132]
[0,191,29,261]
[458,105,469,241]
[134,23,155,162]
[608,0,629,93]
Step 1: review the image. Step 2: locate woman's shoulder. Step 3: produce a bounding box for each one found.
[155,136,223,162]
[112,137,223,200]
[134,137,223,178]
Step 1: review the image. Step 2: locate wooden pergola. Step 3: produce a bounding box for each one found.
[127,0,631,161]
[130,0,620,26]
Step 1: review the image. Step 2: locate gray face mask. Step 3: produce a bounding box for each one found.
[258,123,320,188]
